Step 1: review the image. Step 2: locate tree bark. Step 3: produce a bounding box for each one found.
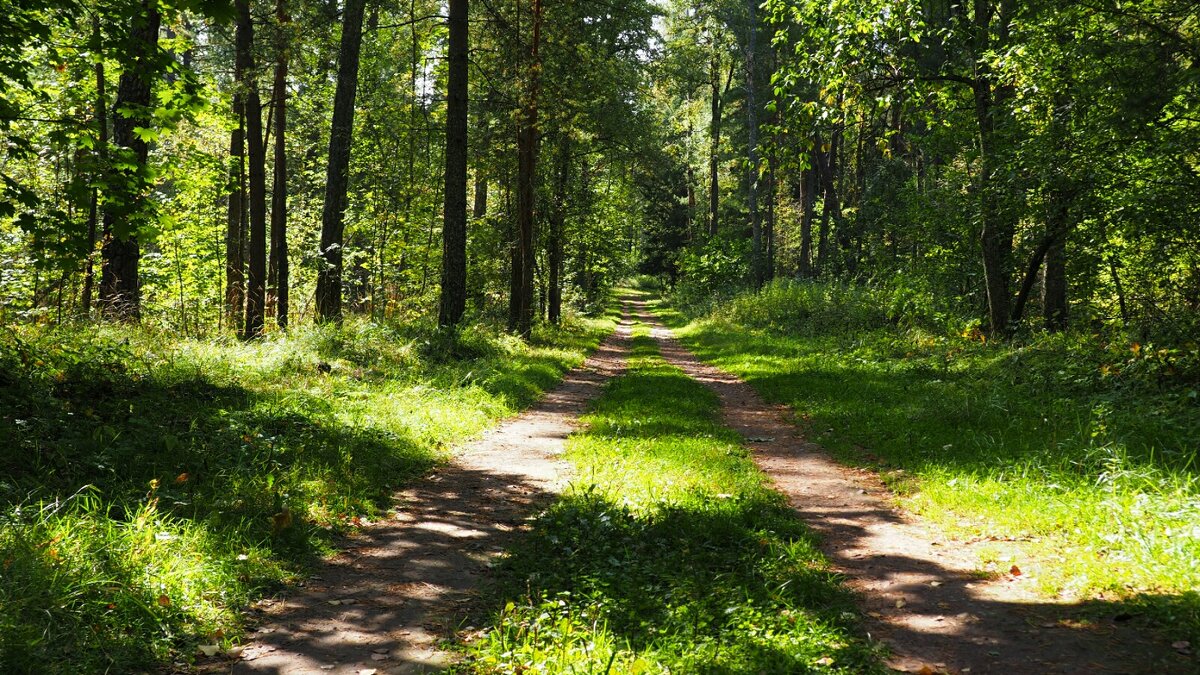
[99,0,160,321]
[472,172,488,220]
[1042,197,1069,331]
[438,0,469,327]
[1042,92,1073,332]
[513,0,542,338]
[270,0,290,328]
[707,51,722,237]
[548,133,569,325]
[814,134,841,275]
[745,0,763,287]
[82,16,106,317]
[1010,227,1061,327]
[973,0,1015,335]
[237,0,269,339]
[796,146,817,278]
[315,0,367,323]
[225,98,246,333]
[766,142,776,281]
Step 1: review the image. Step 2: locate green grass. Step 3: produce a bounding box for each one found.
[455,323,885,674]
[658,280,1200,639]
[0,309,616,673]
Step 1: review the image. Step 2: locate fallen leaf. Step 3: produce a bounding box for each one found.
[895,599,907,609]
[1173,640,1191,654]
[358,670,377,675]
[1010,564,1022,576]
[370,653,389,661]
[226,646,244,658]
[814,656,834,666]
[198,644,220,657]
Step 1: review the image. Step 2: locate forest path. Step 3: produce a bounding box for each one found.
[225,310,630,675]
[634,299,1179,675]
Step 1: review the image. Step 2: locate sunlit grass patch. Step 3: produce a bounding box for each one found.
[456,325,884,673]
[0,486,283,670]
[660,280,1200,639]
[0,310,615,672]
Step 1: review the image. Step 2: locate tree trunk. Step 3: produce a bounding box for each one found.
[827,128,853,275]
[707,51,722,237]
[1110,256,1129,327]
[686,165,696,240]
[766,146,776,281]
[226,99,246,333]
[507,209,521,331]
[315,0,367,323]
[270,0,290,328]
[1010,226,1062,327]
[238,0,268,339]
[513,0,543,338]
[745,0,763,287]
[973,0,1015,335]
[82,17,106,317]
[472,173,488,219]
[1043,92,1072,333]
[814,134,841,276]
[438,0,469,327]
[766,69,779,281]
[99,0,160,321]
[976,88,1010,334]
[1042,199,1069,331]
[548,133,569,325]
[796,146,816,278]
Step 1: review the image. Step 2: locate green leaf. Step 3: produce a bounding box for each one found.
[132,127,159,143]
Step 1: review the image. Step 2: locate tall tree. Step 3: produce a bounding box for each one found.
[80,15,106,316]
[744,0,763,286]
[972,0,1017,335]
[707,46,732,237]
[98,0,161,320]
[237,0,269,339]
[547,132,569,325]
[512,0,543,337]
[225,90,246,333]
[438,0,469,327]
[269,0,290,328]
[315,0,367,323]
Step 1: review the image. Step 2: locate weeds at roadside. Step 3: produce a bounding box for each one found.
[0,311,615,673]
[658,280,1200,641]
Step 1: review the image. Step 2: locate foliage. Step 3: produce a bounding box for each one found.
[670,235,752,313]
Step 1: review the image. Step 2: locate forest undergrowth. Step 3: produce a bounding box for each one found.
[0,308,616,672]
[455,323,885,673]
[662,280,1200,640]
